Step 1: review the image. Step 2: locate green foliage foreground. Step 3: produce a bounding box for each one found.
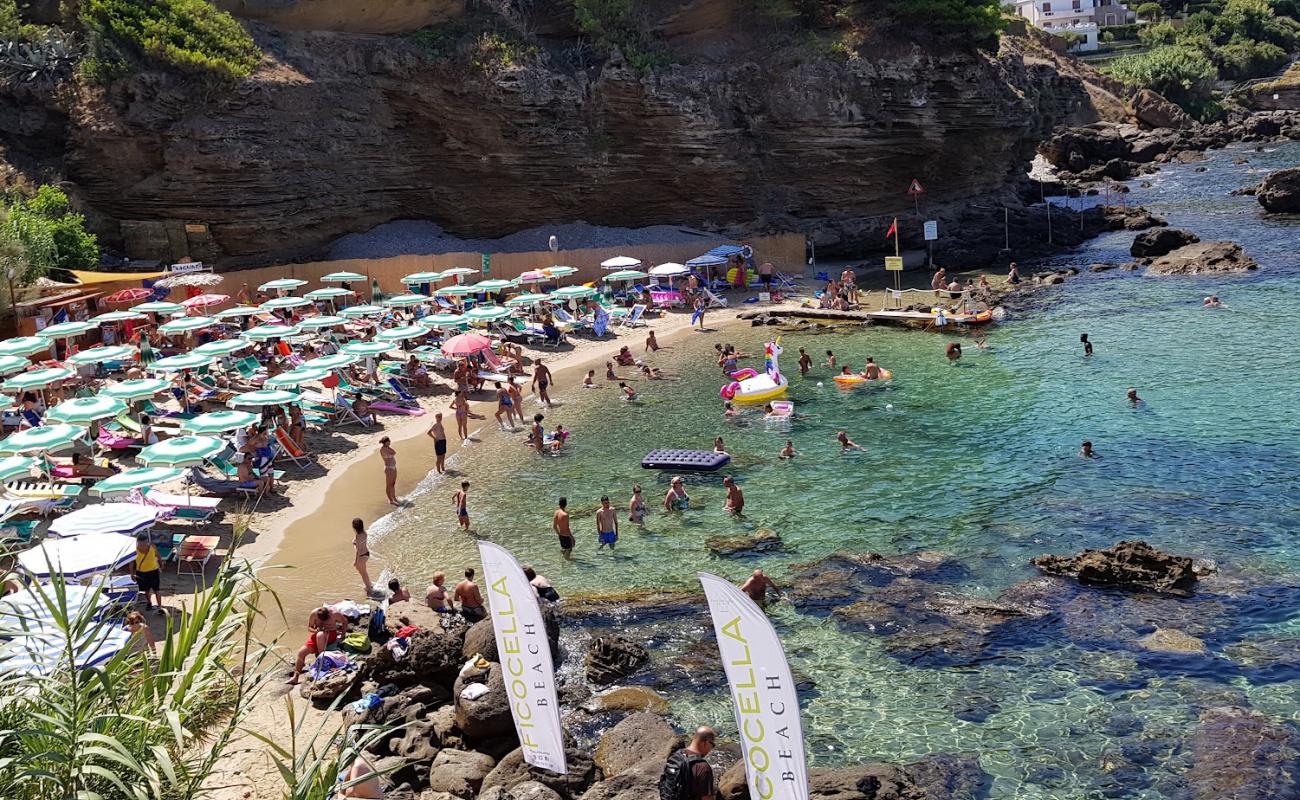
[1,185,99,285]
[80,0,260,81]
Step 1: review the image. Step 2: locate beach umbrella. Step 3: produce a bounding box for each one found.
[2,367,75,392]
[465,305,512,323]
[181,410,259,435]
[375,325,428,342]
[88,467,185,497]
[194,339,252,357]
[45,396,128,425]
[401,271,444,285]
[49,503,158,539]
[36,320,96,340]
[0,355,31,376]
[181,293,229,309]
[100,378,168,401]
[137,435,227,467]
[516,270,547,286]
[383,293,430,308]
[158,316,216,335]
[0,456,38,481]
[321,271,367,283]
[687,254,729,268]
[505,293,549,307]
[338,304,386,318]
[302,353,359,370]
[419,312,467,328]
[435,285,475,297]
[265,367,331,388]
[440,332,494,357]
[601,256,642,269]
[65,345,138,366]
[602,269,648,282]
[440,267,478,280]
[214,305,262,319]
[0,625,133,674]
[150,353,215,372]
[258,278,307,292]
[104,287,152,305]
[340,341,392,357]
[296,315,347,330]
[470,279,517,293]
[17,532,136,579]
[0,583,106,627]
[261,296,311,311]
[548,285,596,300]
[227,389,300,408]
[304,287,354,301]
[130,301,184,315]
[546,266,578,279]
[0,424,86,454]
[242,324,301,341]
[649,262,689,277]
[0,337,49,358]
[91,310,145,324]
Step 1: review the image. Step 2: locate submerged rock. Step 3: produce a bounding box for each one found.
[1130,227,1199,258]
[585,635,649,685]
[1136,627,1207,654]
[786,550,967,612]
[1146,241,1259,276]
[1257,166,1300,213]
[1185,707,1300,800]
[1030,540,1200,595]
[705,529,785,557]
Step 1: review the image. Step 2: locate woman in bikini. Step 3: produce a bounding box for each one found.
[494,382,512,431]
[452,391,471,440]
[629,485,647,524]
[352,517,373,596]
[379,437,398,505]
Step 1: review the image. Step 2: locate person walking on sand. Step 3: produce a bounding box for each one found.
[455,568,486,622]
[453,480,471,531]
[692,296,707,330]
[131,532,164,613]
[722,476,744,515]
[532,359,554,408]
[740,569,779,608]
[596,495,619,551]
[352,518,373,596]
[427,412,448,473]
[379,437,398,505]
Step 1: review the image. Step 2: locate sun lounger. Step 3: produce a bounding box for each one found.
[702,288,729,308]
[176,534,220,575]
[336,373,393,402]
[619,304,647,328]
[385,377,420,407]
[2,482,81,515]
[187,468,258,498]
[1,518,40,543]
[139,489,222,525]
[272,427,312,468]
[208,457,285,482]
[336,396,374,428]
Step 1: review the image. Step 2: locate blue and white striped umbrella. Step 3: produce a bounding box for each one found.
[0,583,107,629]
[0,625,131,674]
[48,503,158,539]
[17,533,137,579]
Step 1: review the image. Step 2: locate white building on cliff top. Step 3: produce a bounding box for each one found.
[1006,0,1136,52]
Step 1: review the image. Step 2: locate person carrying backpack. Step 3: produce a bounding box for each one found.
[659,726,716,800]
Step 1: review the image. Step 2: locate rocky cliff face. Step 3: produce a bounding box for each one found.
[0,6,1114,264]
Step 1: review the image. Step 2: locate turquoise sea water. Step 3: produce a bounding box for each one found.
[373,142,1300,798]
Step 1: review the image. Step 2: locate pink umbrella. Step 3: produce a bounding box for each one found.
[104,288,152,305]
[182,293,229,309]
[441,332,494,356]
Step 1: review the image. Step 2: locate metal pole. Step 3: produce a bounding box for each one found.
[1004,208,1010,251]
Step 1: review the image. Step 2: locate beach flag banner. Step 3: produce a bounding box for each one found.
[698,572,810,800]
[477,542,567,775]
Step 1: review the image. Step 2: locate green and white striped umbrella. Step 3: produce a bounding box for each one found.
[214,305,262,319]
[261,296,311,310]
[304,287,354,300]
[0,455,38,481]
[546,266,579,278]
[158,316,216,335]
[440,267,478,278]
[45,396,128,424]
[302,353,358,370]
[65,345,137,366]
[505,293,550,307]
[341,341,392,357]
[137,435,226,467]
[180,410,258,435]
[2,367,75,391]
[130,301,184,314]
[100,378,169,401]
[265,367,331,388]
[419,313,467,328]
[242,324,301,341]
[321,271,367,283]
[401,271,444,285]
[470,279,517,293]
[150,353,215,372]
[338,305,386,318]
[194,339,252,357]
[91,310,145,324]
[297,315,347,330]
[383,293,430,308]
[258,278,307,292]
[227,389,300,408]
[602,269,648,282]
[435,285,475,297]
[37,320,97,339]
[548,285,596,300]
[465,305,513,322]
[0,337,51,357]
[0,355,31,376]
[0,424,86,454]
[375,325,428,342]
[88,467,185,497]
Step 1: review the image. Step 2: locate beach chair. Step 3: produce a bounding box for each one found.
[335,373,393,402]
[1,518,40,544]
[619,304,647,328]
[139,489,222,526]
[702,288,729,308]
[3,482,82,514]
[336,396,373,428]
[495,319,547,346]
[104,574,140,607]
[385,378,420,406]
[208,457,285,482]
[176,534,220,575]
[187,467,258,498]
[551,307,588,334]
[272,427,312,468]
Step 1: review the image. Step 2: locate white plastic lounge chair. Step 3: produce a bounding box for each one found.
[619,304,648,328]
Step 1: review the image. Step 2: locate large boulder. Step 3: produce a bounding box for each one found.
[299,668,361,705]
[478,783,564,800]
[452,663,516,742]
[1128,88,1197,131]
[578,763,659,800]
[585,636,649,685]
[1146,241,1259,276]
[594,712,682,777]
[1185,707,1300,800]
[424,749,497,798]
[590,686,670,714]
[1130,228,1199,258]
[464,618,499,662]
[786,551,966,613]
[482,746,599,799]
[1257,167,1300,213]
[366,623,469,688]
[705,529,785,557]
[1031,540,1199,595]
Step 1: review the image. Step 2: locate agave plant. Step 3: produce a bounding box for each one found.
[0,35,77,85]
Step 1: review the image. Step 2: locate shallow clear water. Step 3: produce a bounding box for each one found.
[373,142,1300,798]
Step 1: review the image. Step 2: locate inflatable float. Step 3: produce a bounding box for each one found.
[833,369,893,386]
[766,400,794,417]
[719,339,788,403]
[641,449,731,472]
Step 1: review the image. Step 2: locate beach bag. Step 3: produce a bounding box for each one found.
[367,606,390,644]
[659,749,707,800]
[342,631,371,654]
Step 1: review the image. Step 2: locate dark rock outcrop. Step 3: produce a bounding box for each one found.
[1185,707,1300,800]
[585,635,649,686]
[1146,241,1259,276]
[1257,167,1300,213]
[452,662,516,742]
[719,752,987,800]
[1130,228,1199,258]
[705,529,785,557]
[424,749,496,798]
[1031,540,1200,595]
[365,623,468,688]
[1128,88,1197,131]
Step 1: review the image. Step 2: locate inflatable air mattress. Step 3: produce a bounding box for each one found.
[641,449,731,472]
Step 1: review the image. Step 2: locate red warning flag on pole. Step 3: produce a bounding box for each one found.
[885,218,898,239]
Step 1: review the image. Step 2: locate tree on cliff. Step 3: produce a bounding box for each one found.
[1,186,99,283]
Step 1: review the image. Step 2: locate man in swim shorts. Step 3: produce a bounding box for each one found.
[427,412,448,474]
[863,358,881,379]
[740,569,779,608]
[595,495,619,551]
[554,497,574,558]
[723,476,744,515]
[455,568,486,622]
[532,359,554,408]
[798,347,812,376]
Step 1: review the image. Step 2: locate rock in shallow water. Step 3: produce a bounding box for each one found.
[585,635,649,685]
[1030,540,1201,595]
[705,529,785,556]
[1257,166,1300,213]
[1146,241,1259,276]
[1136,627,1207,654]
[594,711,681,777]
[1186,706,1300,800]
[1130,227,1199,258]
[786,550,967,613]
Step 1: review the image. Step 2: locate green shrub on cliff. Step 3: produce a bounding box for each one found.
[1104,45,1219,118]
[886,0,1006,38]
[1,186,98,283]
[80,0,259,81]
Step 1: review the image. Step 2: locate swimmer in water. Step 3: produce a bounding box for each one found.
[837,431,863,452]
[863,358,881,380]
[722,476,744,515]
[798,347,812,376]
[640,365,664,380]
[1080,333,1093,356]
[663,476,689,511]
[779,440,796,459]
[713,436,727,454]
[825,350,836,369]
[583,369,596,388]
[1203,296,1222,308]
[1080,440,1097,458]
[619,382,637,401]
[973,337,988,349]
[1127,388,1143,407]
[629,485,647,524]
[946,342,962,362]
[723,401,739,418]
